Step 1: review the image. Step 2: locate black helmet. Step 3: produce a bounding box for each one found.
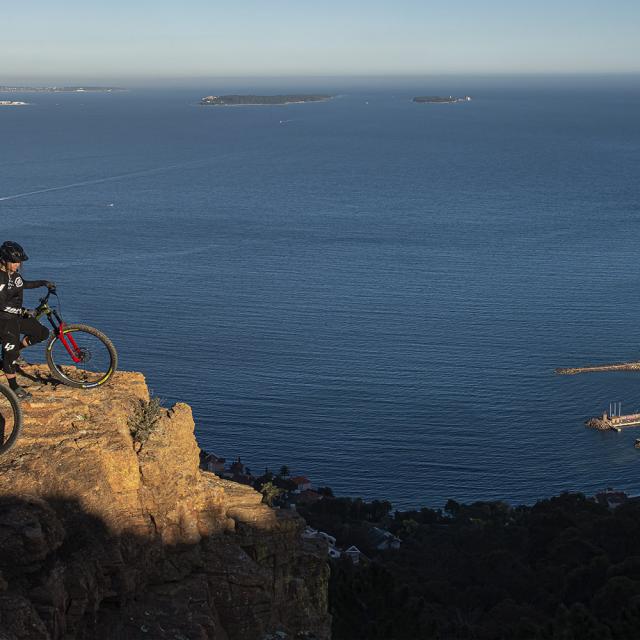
[0,241,28,263]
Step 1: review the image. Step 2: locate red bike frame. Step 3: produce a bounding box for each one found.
[57,324,83,363]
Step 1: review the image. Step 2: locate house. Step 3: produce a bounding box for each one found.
[230,458,245,475]
[302,527,340,559]
[290,476,312,492]
[302,526,318,539]
[595,488,628,509]
[318,531,337,547]
[231,473,255,487]
[344,546,361,565]
[367,527,401,551]
[201,453,225,475]
[295,489,321,504]
[302,527,336,547]
[217,458,255,487]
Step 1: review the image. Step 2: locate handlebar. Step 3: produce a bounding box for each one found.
[37,287,57,309]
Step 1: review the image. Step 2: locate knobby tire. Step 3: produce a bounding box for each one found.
[0,384,23,454]
[46,323,118,389]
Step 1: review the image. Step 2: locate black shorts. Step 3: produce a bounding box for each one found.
[0,316,50,375]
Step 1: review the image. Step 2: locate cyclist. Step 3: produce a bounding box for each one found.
[0,241,55,400]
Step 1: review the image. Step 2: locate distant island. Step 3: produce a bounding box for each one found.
[413,95,472,104]
[0,100,28,106]
[200,94,333,106]
[0,86,125,93]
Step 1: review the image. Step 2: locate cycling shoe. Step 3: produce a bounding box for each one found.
[13,386,32,401]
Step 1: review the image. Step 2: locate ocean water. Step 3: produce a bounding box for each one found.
[2,78,640,509]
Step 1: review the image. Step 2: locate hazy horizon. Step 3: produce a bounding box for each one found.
[2,1,639,81]
[2,72,640,93]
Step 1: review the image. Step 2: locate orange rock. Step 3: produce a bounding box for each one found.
[0,365,330,639]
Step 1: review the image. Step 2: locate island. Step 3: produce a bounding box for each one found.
[0,86,125,93]
[200,94,333,106]
[0,100,29,106]
[413,95,472,103]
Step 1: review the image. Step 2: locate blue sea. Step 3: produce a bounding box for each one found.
[2,77,640,509]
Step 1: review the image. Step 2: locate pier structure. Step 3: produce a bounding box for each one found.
[586,403,640,431]
[556,359,640,434]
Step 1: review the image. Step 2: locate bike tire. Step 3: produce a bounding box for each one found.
[46,323,118,389]
[0,384,23,454]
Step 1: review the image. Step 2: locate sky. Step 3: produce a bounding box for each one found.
[1,0,639,81]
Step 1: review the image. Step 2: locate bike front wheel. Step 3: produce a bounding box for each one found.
[0,384,22,454]
[46,324,118,389]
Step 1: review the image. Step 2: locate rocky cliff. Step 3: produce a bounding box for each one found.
[0,365,330,640]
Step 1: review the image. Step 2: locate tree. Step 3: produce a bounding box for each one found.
[399,518,419,539]
[444,499,461,517]
[371,500,393,522]
[260,481,283,507]
[279,465,290,479]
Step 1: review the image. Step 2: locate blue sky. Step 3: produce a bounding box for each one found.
[2,0,639,80]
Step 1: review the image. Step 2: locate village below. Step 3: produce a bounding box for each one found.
[201,448,640,639]
[201,451,401,565]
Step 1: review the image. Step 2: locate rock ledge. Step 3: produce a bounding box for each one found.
[0,365,330,640]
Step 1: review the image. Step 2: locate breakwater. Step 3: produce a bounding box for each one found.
[555,361,640,375]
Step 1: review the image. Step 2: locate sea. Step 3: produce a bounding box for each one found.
[2,76,640,509]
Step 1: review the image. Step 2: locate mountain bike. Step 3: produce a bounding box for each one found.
[36,289,118,389]
[0,384,22,454]
[1,289,116,453]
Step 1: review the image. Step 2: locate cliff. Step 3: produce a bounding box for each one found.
[0,365,330,640]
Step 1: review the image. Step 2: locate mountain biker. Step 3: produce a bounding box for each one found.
[0,241,55,400]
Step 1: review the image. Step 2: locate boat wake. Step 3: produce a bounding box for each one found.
[0,159,211,202]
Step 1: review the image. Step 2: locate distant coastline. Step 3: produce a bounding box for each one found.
[0,86,125,93]
[413,95,472,104]
[200,94,333,106]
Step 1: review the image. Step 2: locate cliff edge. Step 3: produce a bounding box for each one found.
[0,365,330,640]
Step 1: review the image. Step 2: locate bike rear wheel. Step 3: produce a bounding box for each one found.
[46,324,118,389]
[0,384,22,453]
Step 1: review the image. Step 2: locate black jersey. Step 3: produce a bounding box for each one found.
[0,270,47,319]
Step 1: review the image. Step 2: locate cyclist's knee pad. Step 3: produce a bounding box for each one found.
[1,344,18,375]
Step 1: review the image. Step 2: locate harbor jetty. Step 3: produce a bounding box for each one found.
[586,411,640,431]
[556,359,640,434]
[555,361,640,375]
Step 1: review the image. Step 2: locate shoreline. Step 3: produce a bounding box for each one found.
[0,87,125,93]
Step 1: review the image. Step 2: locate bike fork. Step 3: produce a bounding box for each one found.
[58,325,82,363]
[47,312,82,363]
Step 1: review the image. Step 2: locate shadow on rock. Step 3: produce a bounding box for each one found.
[0,494,329,640]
